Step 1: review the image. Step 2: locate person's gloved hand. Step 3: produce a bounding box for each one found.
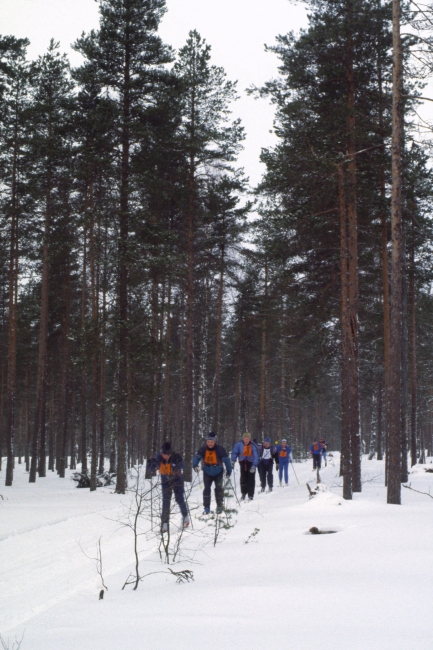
[226,472,232,478]
[194,466,200,473]
[249,466,256,474]
[276,464,279,471]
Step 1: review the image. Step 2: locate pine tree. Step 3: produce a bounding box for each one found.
[75,0,172,493]
[174,30,243,476]
[0,36,30,486]
[26,40,74,482]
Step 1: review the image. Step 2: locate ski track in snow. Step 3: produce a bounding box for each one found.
[1,455,433,649]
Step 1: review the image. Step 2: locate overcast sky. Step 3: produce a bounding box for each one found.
[0,0,308,187]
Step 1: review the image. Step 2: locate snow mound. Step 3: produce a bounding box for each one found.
[308,487,344,507]
[409,463,433,475]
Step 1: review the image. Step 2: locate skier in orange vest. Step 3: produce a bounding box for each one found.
[193,432,232,514]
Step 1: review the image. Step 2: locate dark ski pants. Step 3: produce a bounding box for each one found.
[258,462,273,489]
[240,461,255,498]
[203,471,224,509]
[313,454,322,470]
[279,462,289,484]
[161,477,188,524]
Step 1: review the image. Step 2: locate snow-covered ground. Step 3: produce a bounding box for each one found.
[1,454,432,650]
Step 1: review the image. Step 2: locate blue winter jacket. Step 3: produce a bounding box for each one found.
[310,442,322,455]
[231,440,259,467]
[193,444,232,476]
[276,444,293,464]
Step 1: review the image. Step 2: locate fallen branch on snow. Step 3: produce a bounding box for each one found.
[402,483,433,499]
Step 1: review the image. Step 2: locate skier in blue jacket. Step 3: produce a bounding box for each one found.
[276,439,293,486]
[149,442,190,533]
[258,437,278,492]
[310,439,323,470]
[231,432,259,501]
[193,432,232,514]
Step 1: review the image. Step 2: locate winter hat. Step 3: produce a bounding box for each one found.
[264,437,271,444]
[206,431,217,441]
[281,438,287,443]
[161,441,172,454]
[242,432,252,440]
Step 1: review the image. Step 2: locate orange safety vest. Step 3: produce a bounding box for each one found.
[279,449,287,458]
[204,449,218,465]
[242,444,252,457]
[159,462,173,476]
[313,443,320,452]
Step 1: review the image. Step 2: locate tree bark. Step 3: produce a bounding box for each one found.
[400,224,408,482]
[213,247,225,432]
[185,97,196,482]
[58,253,71,478]
[115,13,131,494]
[29,165,51,482]
[409,233,417,467]
[80,225,88,474]
[162,277,172,441]
[233,297,244,445]
[5,120,19,486]
[258,260,268,437]
[89,184,99,492]
[387,0,403,505]
[338,163,352,500]
[346,31,361,493]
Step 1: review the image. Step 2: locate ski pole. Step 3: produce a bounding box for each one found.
[291,462,300,485]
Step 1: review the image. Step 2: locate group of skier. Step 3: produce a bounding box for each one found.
[149,432,328,532]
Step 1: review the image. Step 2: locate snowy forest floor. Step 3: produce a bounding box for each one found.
[1,454,432,650]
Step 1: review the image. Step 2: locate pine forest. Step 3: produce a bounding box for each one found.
[2,0,433,505]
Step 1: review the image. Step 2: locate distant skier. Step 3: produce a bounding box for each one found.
[319,437,328,466]
[258,437,278,492]
[310,439,323,470]
[149,442,190,533]
[276,439,293,486]
[231,432,259,501]
[193,432,232,514]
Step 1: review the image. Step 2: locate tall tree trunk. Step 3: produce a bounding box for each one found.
[259,260,268,437]
[197,278,209,443]
[388,0,403,504]
[116,19,131,495]
[280,298,286,439]
[409,233,417,467]
[162,277,172,441]
[377,378,383,461]
[90,186,99,492]
[25,364,30,471]
[400,224,409,482]
[338,164,352,499]
[5,123,19,486]
[184,133,196,479]
[378,32,391,488]
[99,222,107,475]
[80,225,88,473]
[233,298,244,445]
[0,365,4,471]
[213,246,225,432]
[30,168,52,483]
[59,254,71,478]
[70,375,76,470]
[346,31,361,492]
